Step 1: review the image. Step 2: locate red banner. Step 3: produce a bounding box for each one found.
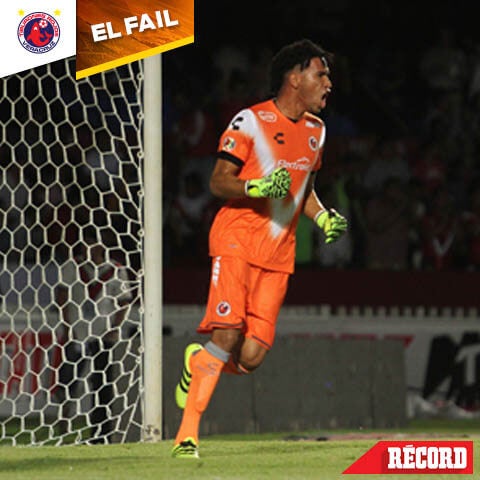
[343,441,474,475]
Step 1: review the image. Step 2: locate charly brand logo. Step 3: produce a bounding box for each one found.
[18,11,60,53]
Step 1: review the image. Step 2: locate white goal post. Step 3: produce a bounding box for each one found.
[143,55,163,442]
[0,56,163,445]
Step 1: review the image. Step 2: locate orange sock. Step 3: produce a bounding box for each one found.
[222,357,250,375]
[174,347,226,444]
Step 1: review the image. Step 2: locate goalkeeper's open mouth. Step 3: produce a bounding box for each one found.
[320,89,331,108]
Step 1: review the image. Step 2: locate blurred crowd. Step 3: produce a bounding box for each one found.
[2,15,479,274]
[162,24,480,272]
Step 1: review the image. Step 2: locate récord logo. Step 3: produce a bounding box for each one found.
[343,441,473,475]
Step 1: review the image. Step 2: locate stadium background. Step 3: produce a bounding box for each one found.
[159,0,480,427]
[162,0,480,278]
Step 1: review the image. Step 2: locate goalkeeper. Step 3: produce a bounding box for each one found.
[172,39,347,458]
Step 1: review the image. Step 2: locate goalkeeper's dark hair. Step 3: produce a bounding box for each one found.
[269,39,334,96]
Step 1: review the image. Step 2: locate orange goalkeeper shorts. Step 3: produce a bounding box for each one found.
[197,256,289,350]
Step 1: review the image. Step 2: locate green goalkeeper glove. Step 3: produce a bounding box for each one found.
[245,167,292,199]
[315,208,348,244]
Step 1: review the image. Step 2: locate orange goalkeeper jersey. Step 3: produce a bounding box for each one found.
[209,99,326,274]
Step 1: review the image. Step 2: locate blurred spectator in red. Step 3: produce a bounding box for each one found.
[420,186,466,270]
[364,177,411,270]
[412,142,447,195]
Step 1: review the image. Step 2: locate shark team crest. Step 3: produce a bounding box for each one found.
[18,12,60,53]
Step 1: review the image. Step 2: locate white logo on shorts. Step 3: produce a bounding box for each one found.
[212,256,221,286]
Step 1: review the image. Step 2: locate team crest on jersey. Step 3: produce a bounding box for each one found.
[18,12,60,54]
[309,136,318,151]
[258,110,277,123]
[216,301,231,316]
[223,136,236,151]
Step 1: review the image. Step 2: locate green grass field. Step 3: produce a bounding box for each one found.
[1,421,479,480]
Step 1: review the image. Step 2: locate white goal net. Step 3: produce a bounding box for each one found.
[0,57,145,445]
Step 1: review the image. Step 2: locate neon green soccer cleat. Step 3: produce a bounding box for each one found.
[172,437,199,459]
[175,343,203,409]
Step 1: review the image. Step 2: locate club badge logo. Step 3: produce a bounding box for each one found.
[309,136,318,151]
[18,12,60,54]
[216,301,231,317]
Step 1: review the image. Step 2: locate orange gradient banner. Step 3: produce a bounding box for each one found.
[76,0,193,79]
